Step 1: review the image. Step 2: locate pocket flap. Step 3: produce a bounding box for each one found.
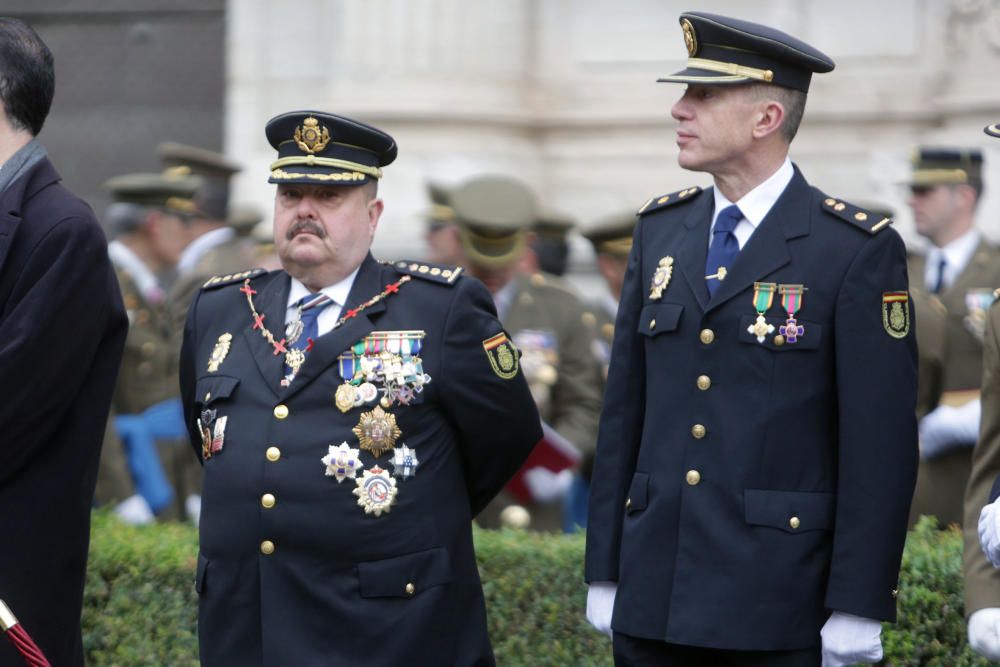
[744,489,835,533]
[358,547,452,598]
[195,553,210,594]
[625,471,649,514]
[638,303,684,336]
[195,375,240,405]
[738,315,822,350]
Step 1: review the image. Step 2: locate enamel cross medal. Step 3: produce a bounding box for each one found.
[747,282,777,343]
[777,284,806,344]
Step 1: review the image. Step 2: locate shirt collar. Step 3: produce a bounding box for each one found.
[928,227,980,273]
[285,266,360,314]
[177,227,235,274]
[712,157,794,226]
[108,240,162,302]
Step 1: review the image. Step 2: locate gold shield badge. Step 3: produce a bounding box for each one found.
[294,116,331,154]
[649,256,674,300]
[882,292,910,339]
[207,333,233,372]
[483,332,519,379]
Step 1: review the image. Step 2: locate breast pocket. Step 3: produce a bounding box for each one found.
[638,303,684,337]
[195,375,241,408]
[738,315,822,351]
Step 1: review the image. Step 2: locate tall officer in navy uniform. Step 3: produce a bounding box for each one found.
[584,13,918,667]
[180,111,542,667]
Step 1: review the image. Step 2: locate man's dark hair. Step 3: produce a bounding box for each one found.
[0,18,54,136]
[750,83,808,144]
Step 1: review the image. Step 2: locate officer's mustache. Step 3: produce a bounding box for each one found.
[288,219,326,239]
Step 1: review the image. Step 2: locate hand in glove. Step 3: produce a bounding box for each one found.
[919,400,981,460]
[523,467,573,503]
[820,611,882,667]
[979,498,1000,568]
[969,608,1000,661]
[586,582,616,637]
[114,494,155,526]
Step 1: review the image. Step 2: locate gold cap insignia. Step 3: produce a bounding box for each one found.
[294,116,331,154]
[681,18,698,57]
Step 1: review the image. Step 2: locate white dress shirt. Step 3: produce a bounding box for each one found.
[284,267,359,337]
[108,240,164,304]
[710,157,794,250]
[924,227,980,293]
[177,227,235,274]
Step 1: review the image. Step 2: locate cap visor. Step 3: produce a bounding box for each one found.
[657,66,753,85]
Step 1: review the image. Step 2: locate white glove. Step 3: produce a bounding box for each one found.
[523,467,573,503]
[820,611,883,667]
[979,498,1000,568]
[969,608,1000,661]
[114,494,155,526]
[919,401,981,459]
[586,582,616,637]
[185,494,202,528]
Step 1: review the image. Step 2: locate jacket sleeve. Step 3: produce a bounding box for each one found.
[584,219,646,583]
[0,214,127,486]
[825,228,918,621]
[963,304,1000,615]
[438,277,543,516]
[179,287,203,462]
[548,296,604,457]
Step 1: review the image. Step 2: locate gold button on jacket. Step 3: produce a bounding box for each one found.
[699,329,715,344]
[260,540,275,555]
[266,446,281,462]
[686,470,701,485]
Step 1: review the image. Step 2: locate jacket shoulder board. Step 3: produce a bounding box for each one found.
[201,268,268,290]
[637,186,703,216]
[391,260,463,285]
[821,197,892,235]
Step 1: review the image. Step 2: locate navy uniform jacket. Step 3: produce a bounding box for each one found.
[584,167,918,651]
[180,254,541,667]
[0,158,127,667]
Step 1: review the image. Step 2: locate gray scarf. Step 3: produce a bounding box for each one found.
[0,138,47,194]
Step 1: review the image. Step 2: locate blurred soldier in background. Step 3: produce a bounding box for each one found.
[963,123,1000,663]
[907,148,1000,528]
[423,181,465,266]
[560,210,637,531]
[449,175,603,531]
[0,17,127,667]
[161,142,257,330]
[521,211,574,278]
[102,172,201,521]
[581,210,637,381]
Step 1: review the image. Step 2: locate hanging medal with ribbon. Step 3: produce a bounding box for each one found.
[777,284,806,344]
[747,282,777,343]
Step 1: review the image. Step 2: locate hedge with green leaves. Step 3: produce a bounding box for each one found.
[81,513,988,665]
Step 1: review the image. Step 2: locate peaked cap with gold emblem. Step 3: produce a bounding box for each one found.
[450,175,539,268]
[265,110,397,186]
[907,147,983,188]
[583,210,637,258]
[658,12,835,92]
[103,171,204,218]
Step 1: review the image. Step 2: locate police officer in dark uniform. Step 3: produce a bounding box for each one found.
[180,110,542,666]
[584,13,917,666]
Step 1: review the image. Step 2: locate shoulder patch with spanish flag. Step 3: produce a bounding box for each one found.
[882,291,910,339]
[483,332,519,379]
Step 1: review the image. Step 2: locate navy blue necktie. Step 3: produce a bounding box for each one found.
[705,204,742,296]
[931,256,947,294]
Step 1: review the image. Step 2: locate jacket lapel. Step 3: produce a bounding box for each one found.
[674,191,714,312]
[705,168,811,314]
[0,159,58,278]
[241,272,291,398]
[280,255,388,400]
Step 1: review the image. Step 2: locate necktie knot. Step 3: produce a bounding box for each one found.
[714,205,743,235]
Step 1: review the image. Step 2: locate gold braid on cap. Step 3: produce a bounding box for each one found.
[270,156,382,179]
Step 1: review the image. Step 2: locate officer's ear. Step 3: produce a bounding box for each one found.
[751,98,786,142]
